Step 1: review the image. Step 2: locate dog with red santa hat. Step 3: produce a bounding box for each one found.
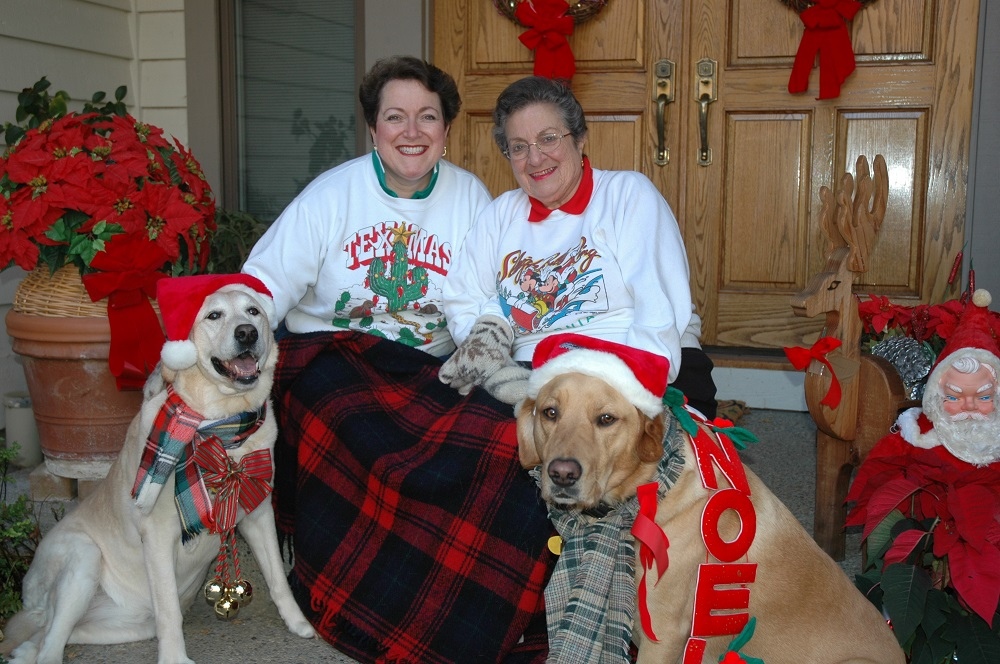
[2,274,316,664]
[846,288,1000,659]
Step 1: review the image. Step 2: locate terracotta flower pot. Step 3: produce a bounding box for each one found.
[4,267,145,480]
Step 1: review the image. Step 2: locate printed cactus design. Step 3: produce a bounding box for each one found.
[367,224,428,312]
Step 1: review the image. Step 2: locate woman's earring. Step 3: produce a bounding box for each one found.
[442,146,448,157]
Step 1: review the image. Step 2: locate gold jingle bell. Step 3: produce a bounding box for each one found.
[214,592,241,620]
[230,578,254,606]
[203,577,225,605]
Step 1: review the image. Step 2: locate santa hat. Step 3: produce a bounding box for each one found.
[926,289,999,386]
[156,274,275,371]
[527,333,669,417]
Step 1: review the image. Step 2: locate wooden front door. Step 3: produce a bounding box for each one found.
[433,0,979,351]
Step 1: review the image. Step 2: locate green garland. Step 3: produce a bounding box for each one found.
[780,0,879,12]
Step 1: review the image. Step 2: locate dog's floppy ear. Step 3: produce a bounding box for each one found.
[637,412,666,463]
[515,397,542,469]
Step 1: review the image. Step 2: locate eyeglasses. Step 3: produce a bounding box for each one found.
[504,132,571,160]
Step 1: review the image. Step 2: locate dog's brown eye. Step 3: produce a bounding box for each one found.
[207,311,222,320]
[597,413,617,426]
[247,306,260,316]
[542,407,557,420]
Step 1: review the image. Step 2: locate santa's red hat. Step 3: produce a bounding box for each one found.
[156,274,275,371]
[928,289,999,377]
[527,333,669,417]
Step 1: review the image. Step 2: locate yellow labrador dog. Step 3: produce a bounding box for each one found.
[2,277,315,664]
[517,367,904,663]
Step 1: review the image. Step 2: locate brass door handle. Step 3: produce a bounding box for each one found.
[696,59,717,167]
[653,59,674,167]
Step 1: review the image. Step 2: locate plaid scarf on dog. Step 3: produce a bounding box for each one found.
[131,384,267,542]
[539,414,686,664]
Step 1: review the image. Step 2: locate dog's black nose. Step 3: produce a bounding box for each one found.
[234,324,258,347]
[548,458,582,487]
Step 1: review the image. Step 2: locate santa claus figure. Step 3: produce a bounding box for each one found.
[896,288,1000,465]
[846,288,1000,634]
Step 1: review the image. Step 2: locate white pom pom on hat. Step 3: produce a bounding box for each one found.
[527,333,670,417]
[156,274,275,371]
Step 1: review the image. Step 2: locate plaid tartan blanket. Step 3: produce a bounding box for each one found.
[272,331,555,664]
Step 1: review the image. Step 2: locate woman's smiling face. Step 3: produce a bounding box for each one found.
[504,102,586,209]
[371,78,449,198]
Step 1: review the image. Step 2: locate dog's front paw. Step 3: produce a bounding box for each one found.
[287,616,317,639]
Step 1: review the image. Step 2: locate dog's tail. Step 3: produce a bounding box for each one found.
[0,608,44,658]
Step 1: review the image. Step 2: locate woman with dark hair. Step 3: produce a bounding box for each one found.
[244,57,552,663]
[442,76,717,418]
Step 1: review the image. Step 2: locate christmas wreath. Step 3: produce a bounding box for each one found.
[783,0,880,99]
[493,0,610,27]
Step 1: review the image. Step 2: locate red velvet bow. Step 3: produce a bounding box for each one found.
[783,336,843,408]
[631,481,669,641]
[787,0,862,99]
[195,437,273,534]
[515,0,576,81]
[82,235,169,390]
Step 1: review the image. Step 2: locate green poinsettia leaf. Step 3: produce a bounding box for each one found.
[854,567,884,608]
[908,623,955,664]
[951,607,1000,664]
[865,510,909,570]
[882,562,932,645]
[920,588,952,643]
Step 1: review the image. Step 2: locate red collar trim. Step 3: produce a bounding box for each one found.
[526,155,594,222]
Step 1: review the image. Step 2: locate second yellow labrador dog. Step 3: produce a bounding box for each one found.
[516,333,903,664]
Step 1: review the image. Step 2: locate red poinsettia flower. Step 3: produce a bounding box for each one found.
[1,90,217,388]
[858,294,903,334]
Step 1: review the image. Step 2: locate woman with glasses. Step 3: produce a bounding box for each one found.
[441,76,717,418]
[242,57,553,663]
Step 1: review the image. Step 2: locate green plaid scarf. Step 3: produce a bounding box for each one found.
[131,385,266,542]
[538,414,687,664]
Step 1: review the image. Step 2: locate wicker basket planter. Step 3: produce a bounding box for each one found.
[4,266,146,480]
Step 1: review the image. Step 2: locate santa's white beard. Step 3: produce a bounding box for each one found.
[924,396,1000,466]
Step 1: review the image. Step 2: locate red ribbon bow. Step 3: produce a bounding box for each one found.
[631,481,669,641]
[783,336,843,408]
[515,0,577,81]
[195,437,273,534]
[787,0,862,99]
[82,234,169,390]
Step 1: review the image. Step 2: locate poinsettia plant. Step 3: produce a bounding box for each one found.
[846,436,1000,663]
[0,77,217,388]
[849,293,1000,662]
[0,77,215,278]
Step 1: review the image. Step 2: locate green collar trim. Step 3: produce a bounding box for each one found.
[371,150,438,199]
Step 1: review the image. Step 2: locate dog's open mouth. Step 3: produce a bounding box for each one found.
[212,351,261,384]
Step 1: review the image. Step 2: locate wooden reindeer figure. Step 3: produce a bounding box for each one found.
[790,154,909,560]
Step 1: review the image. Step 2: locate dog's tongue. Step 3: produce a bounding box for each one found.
[225,355,259,378]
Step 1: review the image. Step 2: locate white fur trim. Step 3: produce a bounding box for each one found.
[527,349,663,417]
[161,340,198,370]
[896,407,940,449]
[219,283,277,327]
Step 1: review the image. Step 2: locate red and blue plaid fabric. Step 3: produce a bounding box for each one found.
[272,331,555,664]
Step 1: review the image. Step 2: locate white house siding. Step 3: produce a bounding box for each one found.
[0,0,190,423]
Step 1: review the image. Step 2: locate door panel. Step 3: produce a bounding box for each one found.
[434,0,978,352]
